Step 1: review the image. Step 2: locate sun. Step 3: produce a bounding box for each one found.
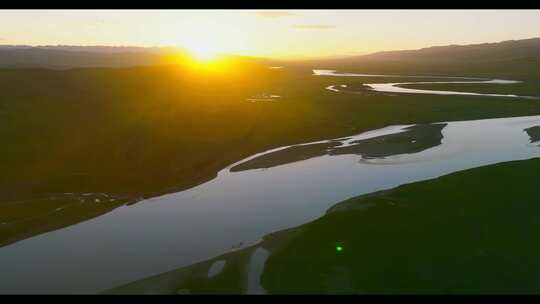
[187,41,220,62]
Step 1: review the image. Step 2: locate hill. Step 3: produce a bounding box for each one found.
[0,46,182,69]
[362,37,540,62]
[301,37,540,81]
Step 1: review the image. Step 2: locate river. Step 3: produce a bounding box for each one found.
[1,71,539,294]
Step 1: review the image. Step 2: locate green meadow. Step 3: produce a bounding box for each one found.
[108,157,540,294]
[3,59,540,247]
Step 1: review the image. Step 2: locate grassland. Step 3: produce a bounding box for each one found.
[525,126,540,144]
[262,158,540,294]
[3,60,540,246]
[230,123,446,171]
[108,157,540,294]
[399,82,540,96]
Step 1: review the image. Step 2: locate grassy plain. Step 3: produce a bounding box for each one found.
[2,60,540,246]
[108,157,540,294]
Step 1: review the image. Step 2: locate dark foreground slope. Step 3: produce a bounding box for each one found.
[108,157,540,294]
[262,158,540,294]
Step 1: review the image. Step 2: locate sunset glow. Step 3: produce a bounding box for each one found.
[186,41,220,62]
[2,10,540,59]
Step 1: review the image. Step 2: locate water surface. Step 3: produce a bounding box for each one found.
[1,114,540,293]
[314,69,539,99]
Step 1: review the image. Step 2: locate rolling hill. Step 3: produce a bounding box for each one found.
[0,45,188,69]
[300,37,540,81]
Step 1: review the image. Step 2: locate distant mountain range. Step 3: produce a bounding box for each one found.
[356,37,540,62]
[298,37,540,80]
[0,45,189,69]
[0,45,171,53]
[0,45,274,69]
[2,38,540,79]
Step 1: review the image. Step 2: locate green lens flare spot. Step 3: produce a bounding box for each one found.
[336,245,344,252]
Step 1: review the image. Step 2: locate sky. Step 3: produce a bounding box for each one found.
[2,9,540,59]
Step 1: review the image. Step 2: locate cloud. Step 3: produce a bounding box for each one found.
[255,11,296,18]
[293,24,335,30]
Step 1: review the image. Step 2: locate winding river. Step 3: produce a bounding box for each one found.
[1,71,540,294]
[315,69,540,99]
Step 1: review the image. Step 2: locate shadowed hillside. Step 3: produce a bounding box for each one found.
[362,37,540,61]
[0,46,177,69]
[299,37,540,81]
[0,45,275,69]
